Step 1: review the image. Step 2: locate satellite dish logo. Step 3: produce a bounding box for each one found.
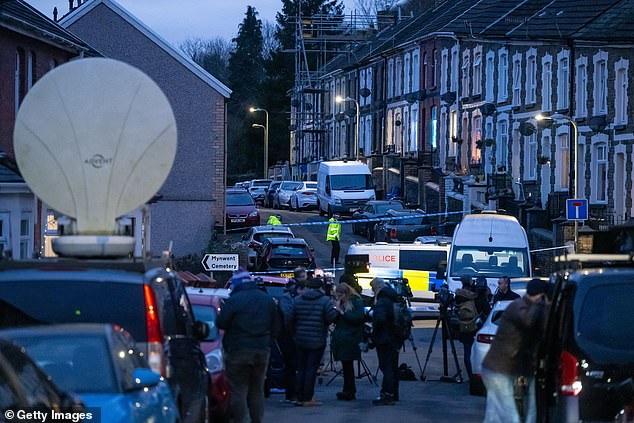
[85,154,113,169]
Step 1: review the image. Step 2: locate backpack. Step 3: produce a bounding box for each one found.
[458,298,479,335]
[392,299,413,342]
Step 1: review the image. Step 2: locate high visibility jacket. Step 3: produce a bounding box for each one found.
[267,215,281,225]
[326,218,341,241]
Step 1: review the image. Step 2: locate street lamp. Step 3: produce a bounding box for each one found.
[249,107,269,178]
[535,112,580,250]
[335,96,360,160]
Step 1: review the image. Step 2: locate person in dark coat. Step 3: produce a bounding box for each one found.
[491,276,520,304]
[292,277,338,406]
[331,282,364,401]
[369,277,401,406]
[217,268,279,423]
[481,278,548,423]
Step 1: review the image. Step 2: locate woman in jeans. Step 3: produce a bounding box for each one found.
[331,282,365,400]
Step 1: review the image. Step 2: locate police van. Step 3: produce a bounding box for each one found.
[347,240,449,301]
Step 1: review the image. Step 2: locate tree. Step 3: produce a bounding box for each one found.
[353,0,398,17]
[261,21,280,61]
[180,37,234,86]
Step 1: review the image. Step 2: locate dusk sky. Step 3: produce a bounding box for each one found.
[33,0,359,47]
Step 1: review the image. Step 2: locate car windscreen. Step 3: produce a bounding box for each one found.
[253,180,272,187]
[450,247,529,278]
[11,334,118,393]
[330,174,373,190]
[280,182,302,190]
[376,203,404,214]
[575,280,634,364]
[271,245,308,258]
[305,182,317,190]
[0,282,146,341]
[400,250,447,271]
[390,216,425,225]
[254,232,292,242]
[227,192,255,206]
[192,304,217,325]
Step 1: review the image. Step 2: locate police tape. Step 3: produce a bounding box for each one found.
[226,210,465,232]
[249,267,345,276]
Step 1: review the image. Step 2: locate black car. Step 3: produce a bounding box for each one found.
[0,338,84,413]
[254,237,316,272]
[264,181,282,208]
[351,200,405,241]
[0,259,210,423]
[537,266,634,422]
[374,209,435,243]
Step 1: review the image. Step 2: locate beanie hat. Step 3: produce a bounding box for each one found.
[231,268,252,289]
[526,278,547,296]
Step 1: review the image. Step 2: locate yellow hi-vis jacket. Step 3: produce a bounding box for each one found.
[267,215,281,225]
[326,218,341,241]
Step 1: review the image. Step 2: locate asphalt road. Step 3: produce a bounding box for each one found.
[226,206,487,422]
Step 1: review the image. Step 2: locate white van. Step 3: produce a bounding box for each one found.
[445,212,531,293]
[347,241,449,301]
[317,161,375,217]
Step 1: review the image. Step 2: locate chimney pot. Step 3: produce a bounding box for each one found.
[53,6,58,21]
[69,0,74,12]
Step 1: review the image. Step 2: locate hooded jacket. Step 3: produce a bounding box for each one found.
[372,285,401,346]
[292,288,337,349]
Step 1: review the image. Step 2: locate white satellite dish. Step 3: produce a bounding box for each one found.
[13,58,177,257]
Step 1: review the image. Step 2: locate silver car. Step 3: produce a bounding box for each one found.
[289,181,318,211]
[242,225,295,270]
[273,181,302,209]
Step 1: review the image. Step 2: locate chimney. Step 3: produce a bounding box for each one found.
[376,10,397,30]
[68,0,74,12]
[53,6,58,22]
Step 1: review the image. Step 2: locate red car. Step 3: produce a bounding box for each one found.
[186,287,231,422]
[226,188,260,230]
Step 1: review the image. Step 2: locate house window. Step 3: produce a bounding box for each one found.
[15,49,25,115]
[431,106,438,150]
[512,53,522,106]
[472,115,482,164]
[593,52,608,115]
[461,50,470,97]
[557,52,570,110]
[451,46,459,93]
[449,109,457,157]
[594,143,608,202]
[27,51,35,90]
[387,59,394,98]
[359,69,366,107]
[575,59,588,118]
[542,57,552,111]
[524,134,537,180]
[412,52,420,91]
[473,48,482,96]
[542,135,551,161]
[19,213,31,259]
[496,120,508,170]
[440,109,447,161]
[441,49,449,94]
[485,52,494,102]
[422,52,427,90]
[0,214,8,256]
[432,49,438,88]
[404,54,411,94]
[366,68,373,104]
[395,57,403,96]
[364,117,372,155]
[525,50,536,104]
[497,49,508,102]
[557,133,569,191]
[615,61,628,125]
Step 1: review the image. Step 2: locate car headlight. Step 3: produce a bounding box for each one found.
[248,211,258,217]
[334,197,342,205]
[205,349,223,374]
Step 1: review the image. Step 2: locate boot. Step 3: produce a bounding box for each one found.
[372,392,395,406]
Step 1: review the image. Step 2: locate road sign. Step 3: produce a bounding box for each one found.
[202,254,239,272]
[566,199,588,221]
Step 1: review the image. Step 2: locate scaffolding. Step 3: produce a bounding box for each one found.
[290,7,376,180]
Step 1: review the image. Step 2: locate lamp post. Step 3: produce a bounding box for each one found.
[249,107,268,178]
[536,112,580,250]
[335,96,360,160]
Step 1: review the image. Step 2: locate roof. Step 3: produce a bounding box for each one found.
[572,0,634,40]
[0,0,99,55]
[250,225,293,233]
[0,162,24,183]
[264,237,308,245]
[59,0,231,98]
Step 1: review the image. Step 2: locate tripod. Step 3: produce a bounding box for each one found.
[325,357,377,386]
[420,307,464,383]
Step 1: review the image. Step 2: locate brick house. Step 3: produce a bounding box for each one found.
[59,0,231,256]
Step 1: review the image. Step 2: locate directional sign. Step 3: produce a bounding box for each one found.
[566,198,588,221]
[202,254,239,272]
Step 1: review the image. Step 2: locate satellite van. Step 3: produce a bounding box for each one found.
[4,58,212,423]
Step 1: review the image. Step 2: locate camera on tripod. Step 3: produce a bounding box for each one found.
[387,278,413,301]
[435,283,454,311]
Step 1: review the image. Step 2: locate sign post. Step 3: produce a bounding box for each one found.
[202,254,239,280]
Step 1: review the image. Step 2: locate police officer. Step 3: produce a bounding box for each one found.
[327,215,341,265]
[267,214,282,225]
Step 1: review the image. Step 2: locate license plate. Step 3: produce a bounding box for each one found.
[279,272,294,278]
[231,218,245,223]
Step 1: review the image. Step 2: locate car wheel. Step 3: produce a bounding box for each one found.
[318,202,325,216]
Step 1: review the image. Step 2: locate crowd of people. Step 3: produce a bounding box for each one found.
[217,263,550,423]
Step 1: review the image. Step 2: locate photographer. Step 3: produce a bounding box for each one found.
[369,277,401,406]
[331,283,364,401]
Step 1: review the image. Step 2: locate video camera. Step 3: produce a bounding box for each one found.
[435,283,454,311]
[387,278,413,300]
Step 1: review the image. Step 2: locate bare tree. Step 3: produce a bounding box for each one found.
[180,37,234,85]
[353,0,399,16]
[261,20,280,61]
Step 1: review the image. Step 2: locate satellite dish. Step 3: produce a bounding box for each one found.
[13,58,177,256]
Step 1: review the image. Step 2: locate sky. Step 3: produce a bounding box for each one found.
[33,0,358,47]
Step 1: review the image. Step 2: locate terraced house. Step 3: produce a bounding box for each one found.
[310,0,634,255]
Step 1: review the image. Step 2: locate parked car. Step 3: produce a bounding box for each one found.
[0,338,84,413]
[374,209,435,243]
[254,237,316,272]
[226,188,260,230]
[0,324,178,423]
[241,225,295,270]
[537,266,634,422]
[186,287,231,422]
[248,179,273,204]
[273,181,302,209]
[289,181,318,211]
[351,200,405,241]
[0,260,210,423]
[264,181,282,208]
